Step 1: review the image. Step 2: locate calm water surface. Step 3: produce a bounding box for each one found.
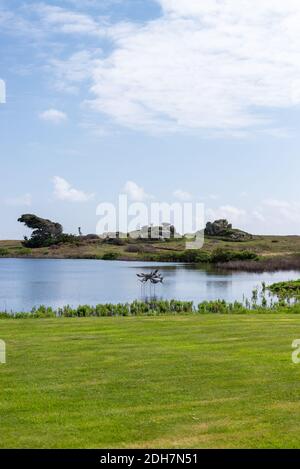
[0,258,299,312]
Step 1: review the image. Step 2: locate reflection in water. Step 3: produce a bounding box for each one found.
[139,276,164,302]
[0,258,300,312]
[207,280,230,292]
[20,259,66,307]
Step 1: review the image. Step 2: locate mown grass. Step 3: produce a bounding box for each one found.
[1,314,300,448]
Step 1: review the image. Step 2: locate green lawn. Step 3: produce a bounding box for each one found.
[1,314,300,448]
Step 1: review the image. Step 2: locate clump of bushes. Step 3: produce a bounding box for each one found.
[82,234,100,241]
[143,250,211,263]
[23,233,77,248]
[198,300,247,314]
[31,305,57,318]
[141,249,258,264]
[210,248,259,264]
[180,250,211,263]
[103,238,125,246]
[268,279,300,298]
[102,252,118,260]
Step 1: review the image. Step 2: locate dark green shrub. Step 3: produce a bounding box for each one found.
[104,238,125,246]
[102,252,118,260]
[211,248,258,263]
[180,250,211,263]
[147,250,211,263]
[23,233,77,248]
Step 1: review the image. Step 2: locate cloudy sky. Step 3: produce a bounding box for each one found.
[1,0,300,238]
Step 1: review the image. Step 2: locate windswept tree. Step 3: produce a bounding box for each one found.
[18,214,63,248]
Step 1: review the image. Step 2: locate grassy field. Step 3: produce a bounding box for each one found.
[2,235,300,262]
[1,314,300,448]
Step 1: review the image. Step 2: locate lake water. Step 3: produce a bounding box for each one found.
[0,258,300,312]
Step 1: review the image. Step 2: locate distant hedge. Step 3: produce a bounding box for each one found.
[210,248,259,263]
[143,248,258,264]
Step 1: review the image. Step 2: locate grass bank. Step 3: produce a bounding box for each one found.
[1,314,300,448]
[2,298,300,319]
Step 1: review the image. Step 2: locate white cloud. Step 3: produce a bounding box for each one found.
[49,50,100,93]
[262,199,300,223]
[252,210,265,223]
[123,181,153,202]
[52,176,94,202]
[86,0,300,134]
[206,199,300,234]
[207,205,247,224]
[173,189,192,201]
[63,0,100,8]
[5,1,300,135]
[34,4,105,36]
[4,193,32,207]
[0,8,42,38]
[39,109,68,124]
[263,198,291,209]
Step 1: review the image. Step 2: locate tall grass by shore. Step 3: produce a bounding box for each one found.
[216,255,300,272]
[2,295,300,319]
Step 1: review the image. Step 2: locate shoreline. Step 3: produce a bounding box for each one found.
[1,254,300,273]
[1,235,300,271]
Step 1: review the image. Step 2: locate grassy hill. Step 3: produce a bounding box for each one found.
[1,235,300,268]
[1,313,300,448]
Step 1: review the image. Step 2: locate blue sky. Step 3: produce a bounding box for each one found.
[1,0,300,238]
